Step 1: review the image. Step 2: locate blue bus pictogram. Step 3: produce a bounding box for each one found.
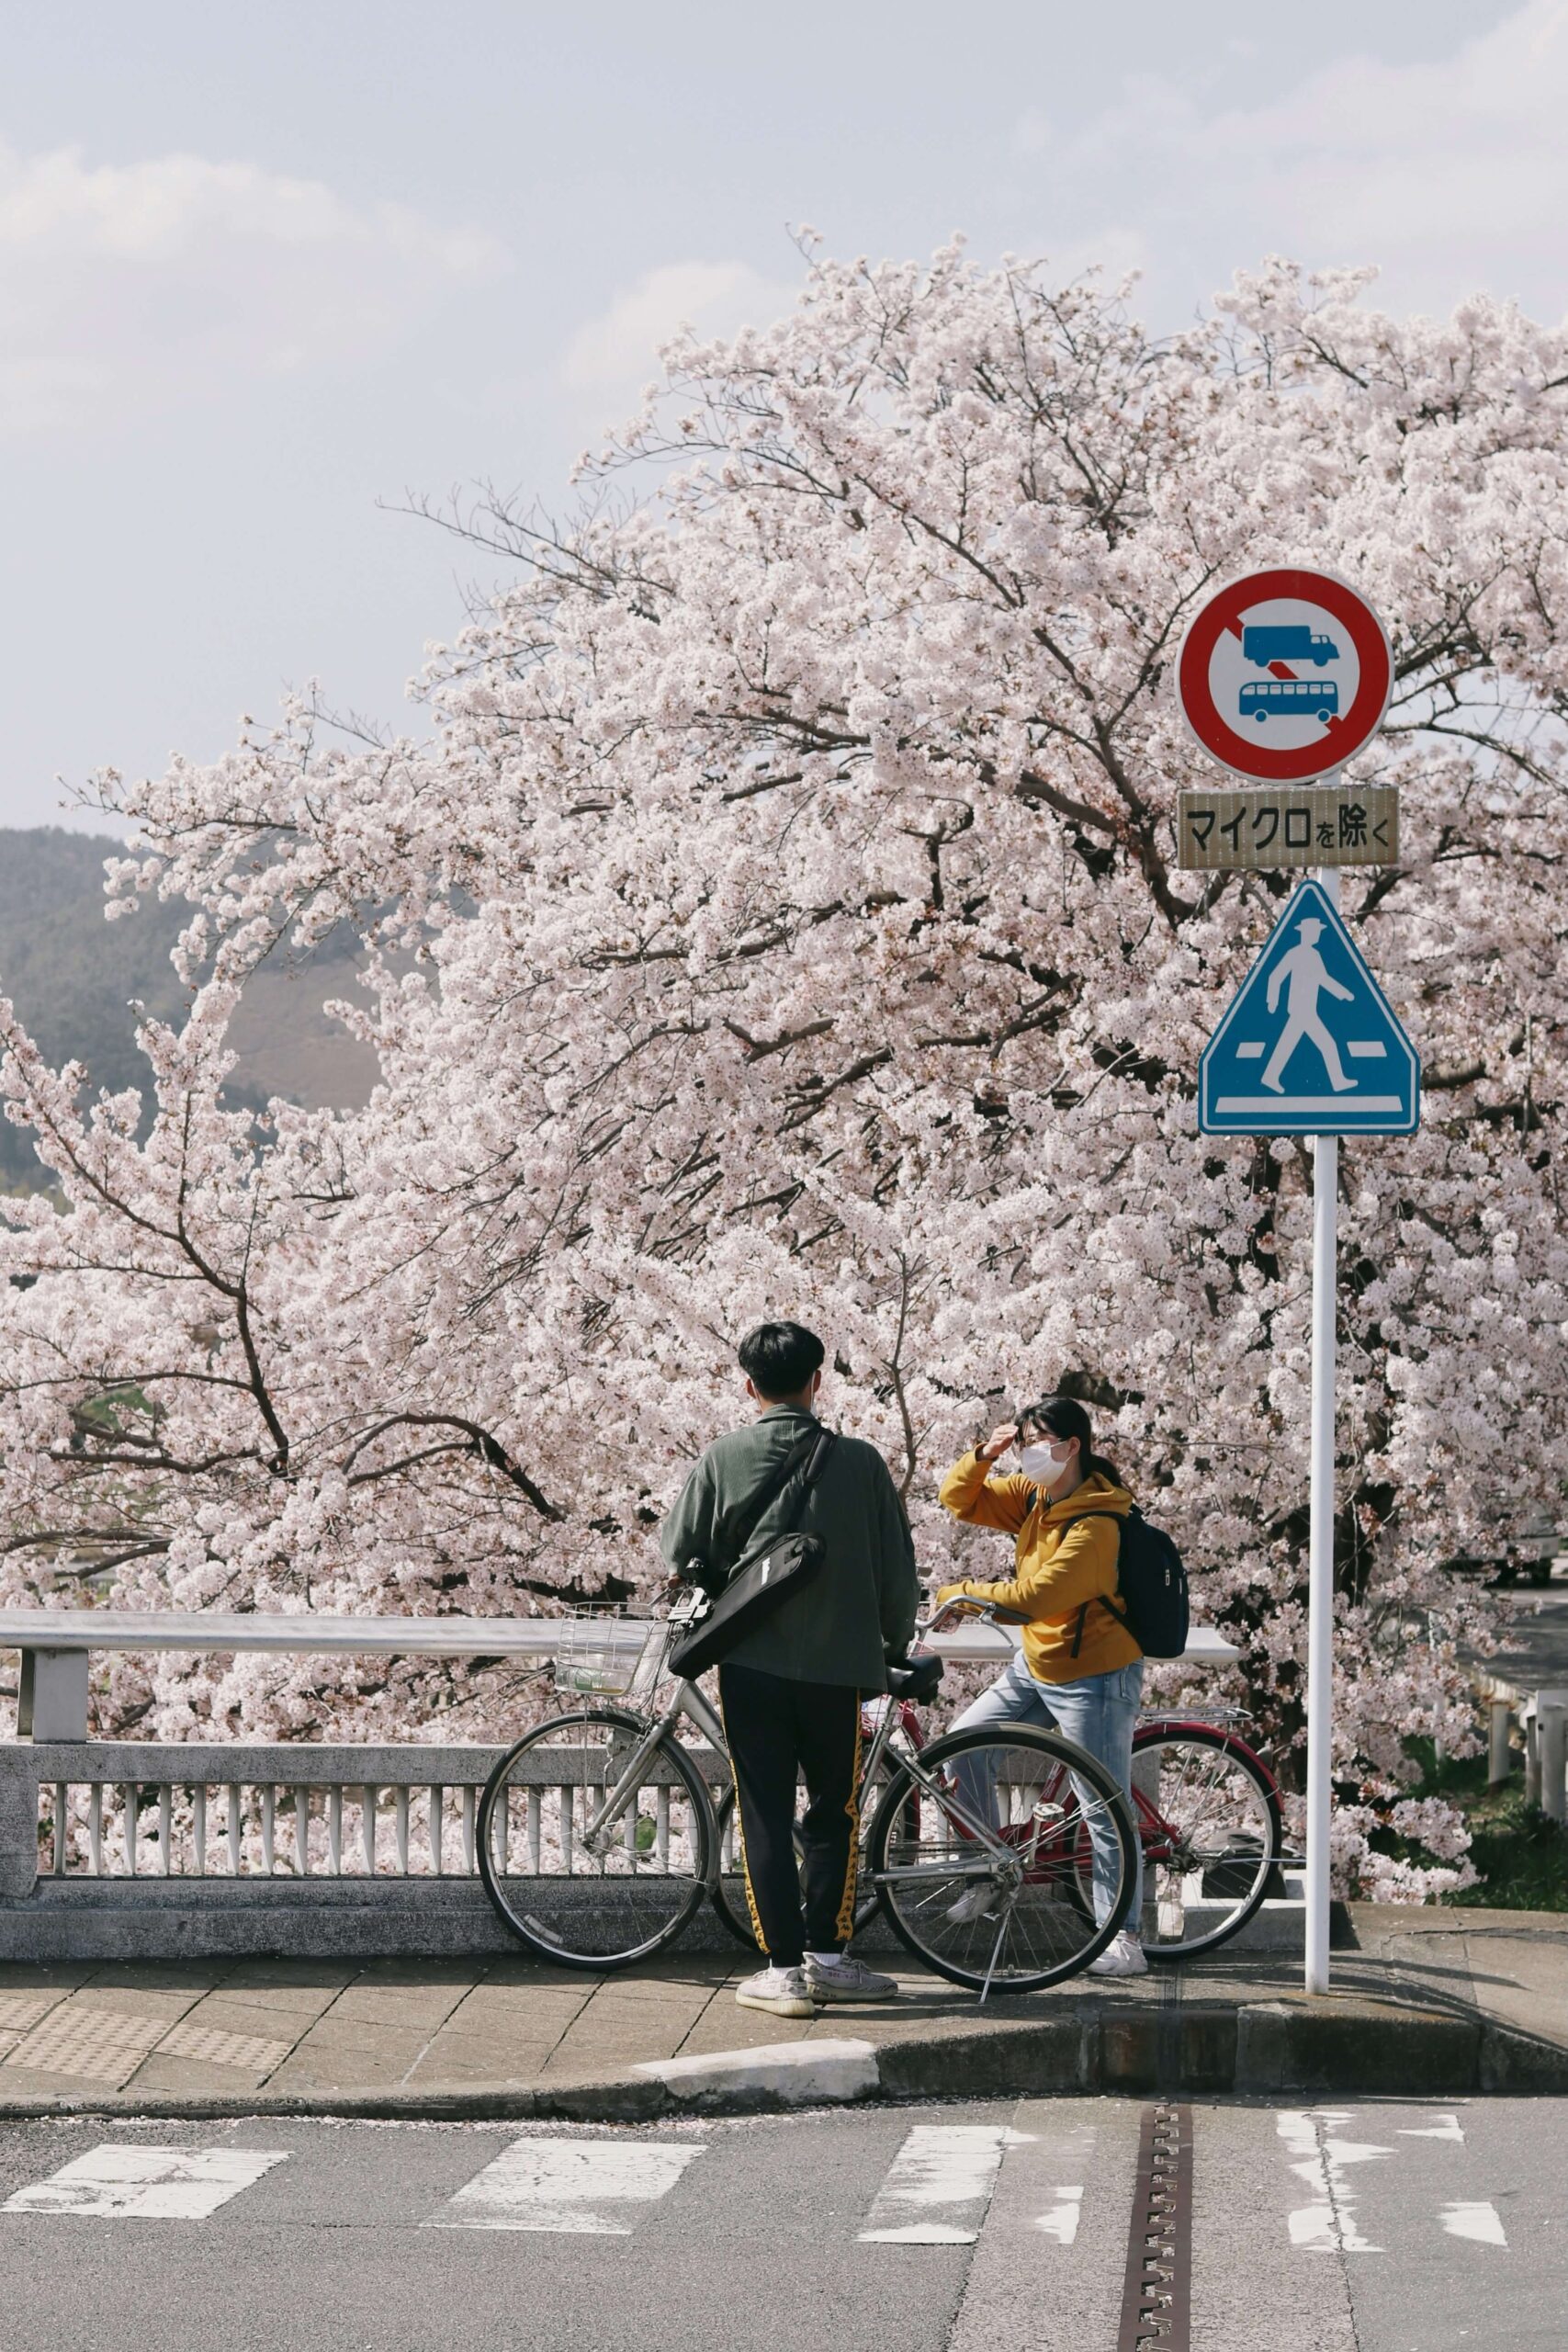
[1242,625,1339,667]
[1238,677,1338,726]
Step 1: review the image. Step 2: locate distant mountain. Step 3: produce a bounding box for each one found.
[0,828,378,1189]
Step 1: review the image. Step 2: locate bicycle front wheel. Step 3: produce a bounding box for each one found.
[478,1706,716,1970]
[865,1723,1136,1993]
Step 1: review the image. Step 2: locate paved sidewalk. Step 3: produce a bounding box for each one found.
[0,1905,1562,2113]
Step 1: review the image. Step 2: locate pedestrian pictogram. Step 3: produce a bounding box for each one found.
[1177,569,1393,783]
[1199,877,1419,1135]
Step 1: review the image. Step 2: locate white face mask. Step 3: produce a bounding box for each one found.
[1018,1441,1075,1484]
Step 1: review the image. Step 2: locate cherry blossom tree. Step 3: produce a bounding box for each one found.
[4,243,1565,1894]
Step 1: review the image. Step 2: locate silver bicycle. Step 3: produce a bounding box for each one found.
[478,1591,1139,1993]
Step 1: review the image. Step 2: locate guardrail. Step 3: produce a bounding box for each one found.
[1524,1690,1568,1822]
[1474,1684,1568,1822]
[0,1605,1243,1743]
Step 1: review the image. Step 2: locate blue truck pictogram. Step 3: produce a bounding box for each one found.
[1242,624,1338,668]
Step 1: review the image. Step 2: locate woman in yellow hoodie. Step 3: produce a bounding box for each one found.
[937,1395,1147,1977]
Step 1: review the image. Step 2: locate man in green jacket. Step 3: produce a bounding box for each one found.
[660,1320,919,2018]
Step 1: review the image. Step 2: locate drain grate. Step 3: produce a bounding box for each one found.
[1116,2101,1192,2351]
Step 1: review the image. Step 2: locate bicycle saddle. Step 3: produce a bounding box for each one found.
[886,1649,944,1702]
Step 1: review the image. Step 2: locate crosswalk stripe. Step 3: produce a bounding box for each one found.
[1278,2109,1392,2255]
[857,2124,1022,2245]
[424,2136,707,2234]
[2,2145,287,2220]
[1035,2185,1084,2244]
[1440,2201,1506,2246]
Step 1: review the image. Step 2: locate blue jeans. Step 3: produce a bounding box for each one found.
[948,1650,1144,1930]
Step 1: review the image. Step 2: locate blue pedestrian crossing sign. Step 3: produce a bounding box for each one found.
[1200,878,1419,1135]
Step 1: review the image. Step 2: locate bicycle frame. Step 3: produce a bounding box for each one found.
[583,1669,1034,1885]
[854,1615,1288,1889]
[571,1634,729,1863]
[575,1595,1050,1887]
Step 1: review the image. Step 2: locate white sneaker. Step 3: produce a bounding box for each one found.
[735,1964,816,2018]
[1088,1930,1149,1978]
[803,1954,898,2003]
[945,1883,997,1925]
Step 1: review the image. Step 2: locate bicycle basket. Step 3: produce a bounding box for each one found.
[550,1611,669,1700]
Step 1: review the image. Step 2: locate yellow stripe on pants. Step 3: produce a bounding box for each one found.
[833,1703,863,1945]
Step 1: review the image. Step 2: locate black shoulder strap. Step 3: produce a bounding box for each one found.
[1057,1509,1130,1634]
[768,1426,838,1543]
[799,1427,838,1497]
[719,1427,831,1566]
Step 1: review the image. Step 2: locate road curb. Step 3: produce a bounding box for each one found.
[1,2000,1563,2124]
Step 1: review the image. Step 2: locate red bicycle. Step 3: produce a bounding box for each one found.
[712,1597,1286,1965]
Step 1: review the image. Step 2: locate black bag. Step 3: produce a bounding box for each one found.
[1063,1505,1190,1661]
[668,1427,839,1680]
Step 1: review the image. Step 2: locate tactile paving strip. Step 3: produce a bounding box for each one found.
[0,1992,66,2033]
[160,2020,291,2074]
[2,2007,166,2085]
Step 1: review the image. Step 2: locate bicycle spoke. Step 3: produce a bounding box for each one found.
[869,1726,1134,1992]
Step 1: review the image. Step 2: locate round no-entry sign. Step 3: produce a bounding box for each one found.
[1176,567,1393,783]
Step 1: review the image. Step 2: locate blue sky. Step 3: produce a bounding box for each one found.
[2,0,1560,831]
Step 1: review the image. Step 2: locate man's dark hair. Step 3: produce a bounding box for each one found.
[737,1320,825,1401]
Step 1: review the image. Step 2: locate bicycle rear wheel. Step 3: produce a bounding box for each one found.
[478,1705,716,1970]
[1079,1724,1283,1961]
[865,1723,1136,1993]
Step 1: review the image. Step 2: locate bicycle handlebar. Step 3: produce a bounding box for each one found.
[917,1592,1031,1635]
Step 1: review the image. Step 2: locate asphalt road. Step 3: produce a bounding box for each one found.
[0,2096,1562,2351]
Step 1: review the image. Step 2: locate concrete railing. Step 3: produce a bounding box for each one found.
[0,1604,1243,1742]
[1523,1689,1568,1822]
[0,1737,741,1961]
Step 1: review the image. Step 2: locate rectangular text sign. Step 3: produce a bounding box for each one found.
[1177,785,1398,872]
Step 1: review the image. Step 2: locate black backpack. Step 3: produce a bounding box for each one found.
[1060,1504,1190,1662]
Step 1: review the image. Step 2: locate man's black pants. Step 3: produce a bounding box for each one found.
[716,1664,861,1968]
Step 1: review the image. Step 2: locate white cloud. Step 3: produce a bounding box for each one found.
[561,259,801,392]
[0,141,508,435]
[1020,0,1568,320]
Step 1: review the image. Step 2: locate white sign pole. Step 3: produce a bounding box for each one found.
[1304,861,1341,1996]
